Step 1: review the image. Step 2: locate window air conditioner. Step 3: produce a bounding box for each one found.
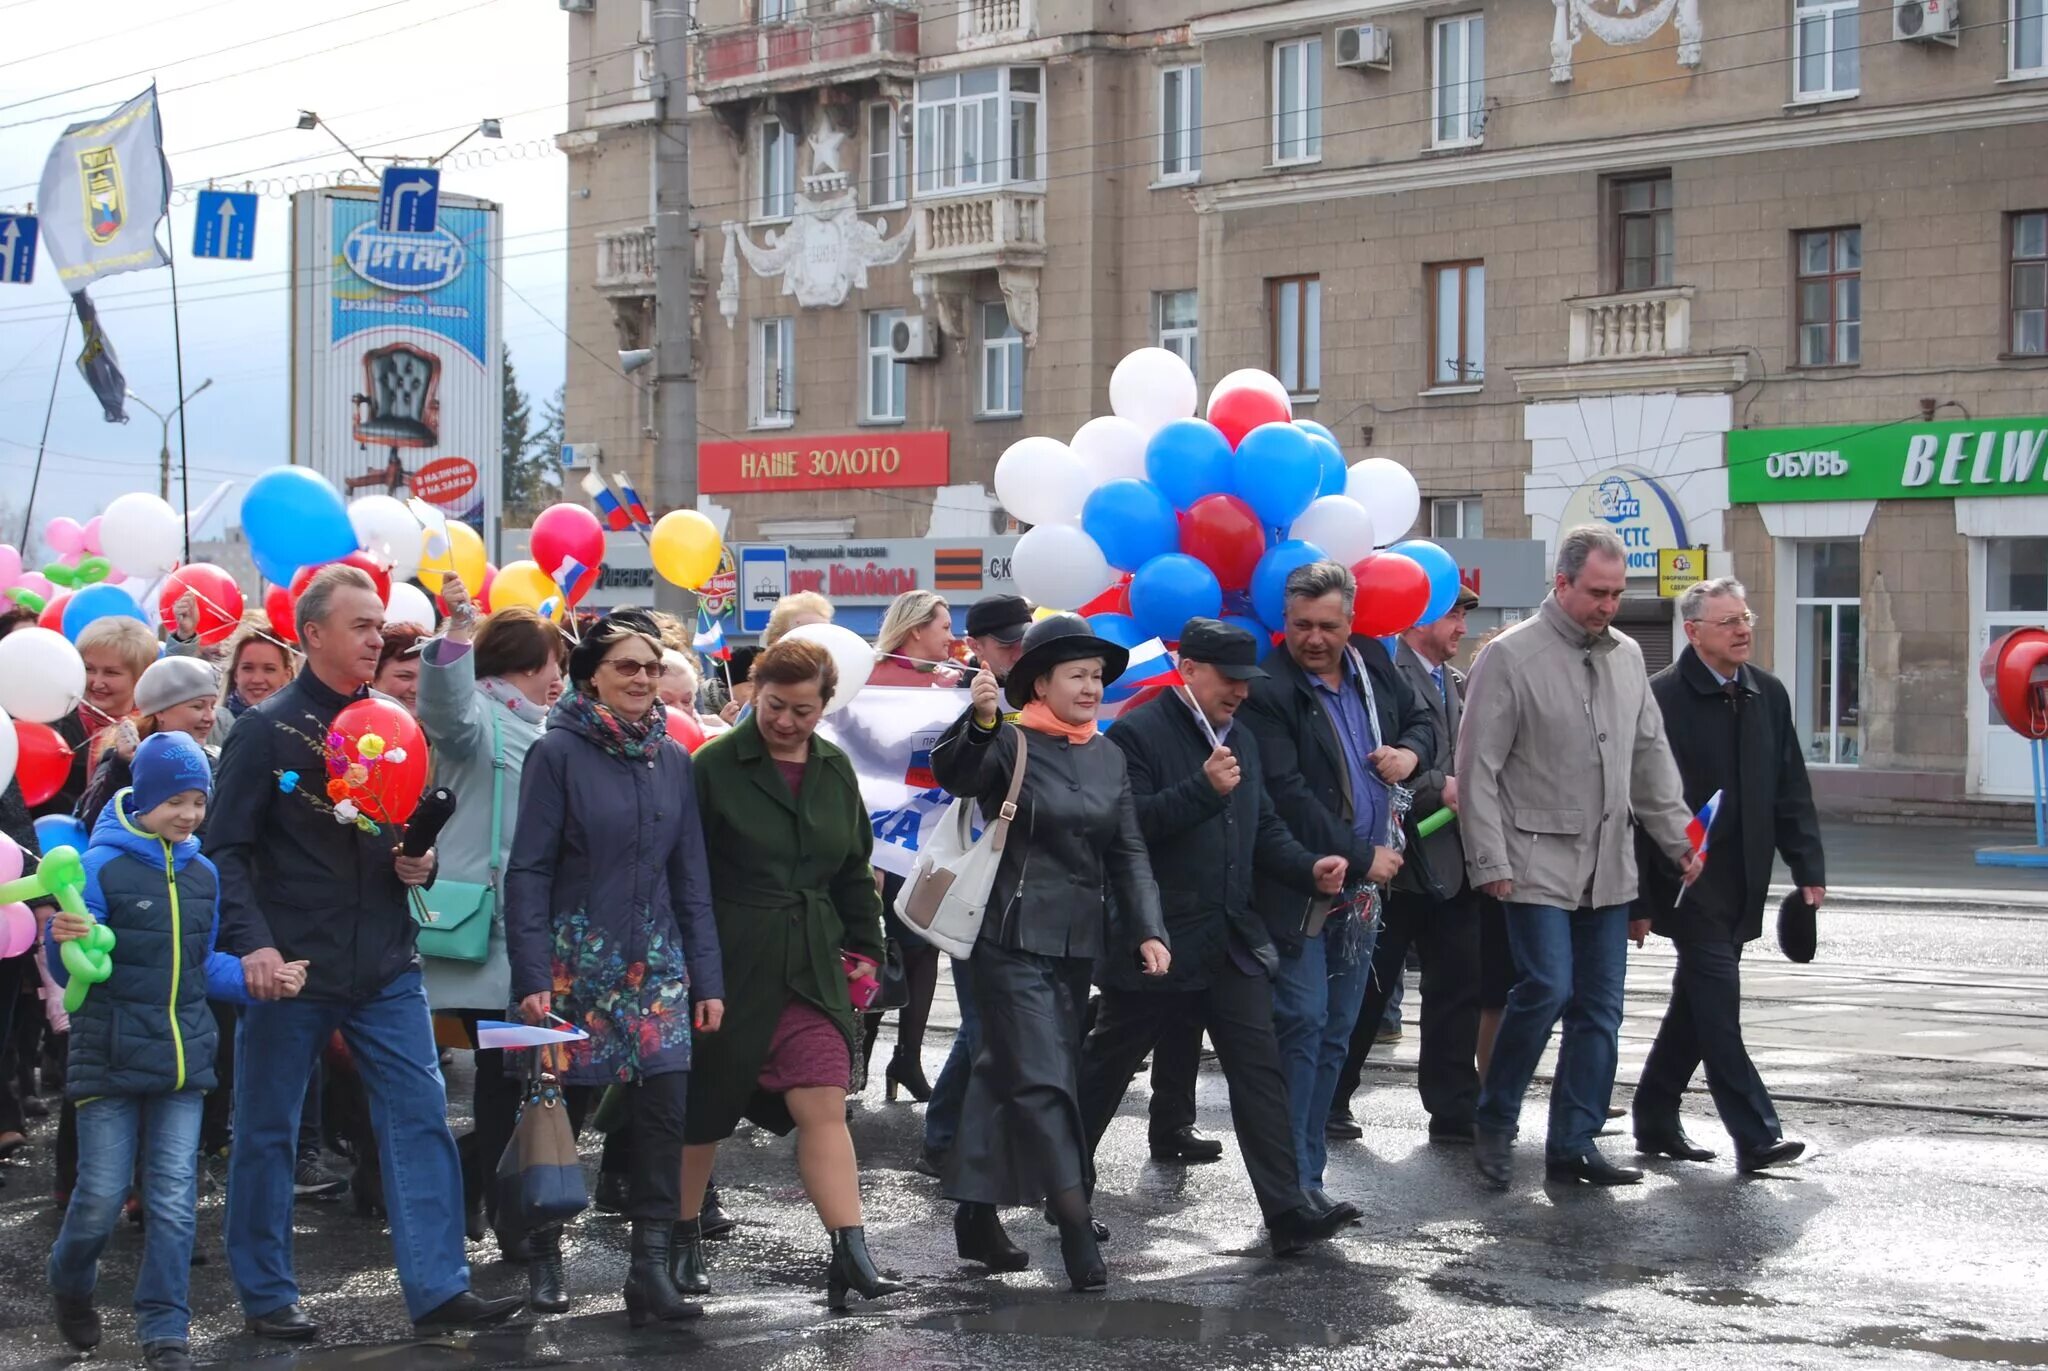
[1893,0,1960,44]
[890,316,943,362]
[1334,23,1393,70]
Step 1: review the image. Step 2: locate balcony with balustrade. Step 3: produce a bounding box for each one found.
[911,189,1045,274]
[958,0,1034,48]
[595,226,657,297]
[1512,285,1748,398]
[695,1,919,106]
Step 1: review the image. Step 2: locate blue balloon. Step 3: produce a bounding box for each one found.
[1390,538,1463,626]
[1087,613,1150,702]
[1306,434,1348,499]
[1249,539,1327,631]
[1082,479,1180,574]
[1221,615,1273,662]
[242,467,357,585]
[61,583,151,641]
[1128,554,1222,643]
[33,814,89,857]
[1293,419,1339,446]
[1145,419,1235,511]
[1232,422,1323,528]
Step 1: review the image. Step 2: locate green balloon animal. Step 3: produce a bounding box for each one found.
[0,846,114,1014]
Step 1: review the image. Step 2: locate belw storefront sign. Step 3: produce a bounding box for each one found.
[1557,467,1689,577]
[699,431,949,494]
[1727,419,2048,504]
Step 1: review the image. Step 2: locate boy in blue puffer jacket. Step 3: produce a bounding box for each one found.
[46,732,306,1370]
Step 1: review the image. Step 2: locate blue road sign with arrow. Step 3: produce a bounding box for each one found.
[192,190,258,260]
[0,214,36,284]
[378,166,440,234]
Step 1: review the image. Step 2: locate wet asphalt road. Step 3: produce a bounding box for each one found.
[2,894,2045,1370]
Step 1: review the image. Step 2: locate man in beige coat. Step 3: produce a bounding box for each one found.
[1457,526,1701,1190]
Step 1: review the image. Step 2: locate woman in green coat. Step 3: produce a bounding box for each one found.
[679,636,901,1311]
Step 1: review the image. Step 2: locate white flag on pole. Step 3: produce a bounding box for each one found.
[36,87,171,290]
[819,687,976,878]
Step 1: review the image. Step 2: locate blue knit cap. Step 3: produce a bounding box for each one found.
[130,731,213,815]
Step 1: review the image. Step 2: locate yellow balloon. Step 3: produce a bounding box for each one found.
[419,519,487,596]
[1031,605,1061,622]
[490,560,565,622]
[650,510,722,590]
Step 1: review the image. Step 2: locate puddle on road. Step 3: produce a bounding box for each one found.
[1670,1286,1786,1308]
[920,1298,1340,1347]
[1845,1324,2048,1366]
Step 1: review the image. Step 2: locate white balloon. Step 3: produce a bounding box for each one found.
[1346,458,1421,545]
[1206,368,1293,417]
[384,581,438,631]
[0,703,15,797]
[100,492,185,578]
[0,628,86,724]
[350,495,425,579]
[994,436,1094,527]
[785,622,876,715]
[1108,347,1198,436]
[1288,496,1379,567]
[1010,523,1116,612]
[1070,416,1150,488]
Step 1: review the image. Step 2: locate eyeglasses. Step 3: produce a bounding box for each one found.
[604,659,663,679]
[1697,611,1758,630]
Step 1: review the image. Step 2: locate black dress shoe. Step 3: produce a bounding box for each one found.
[1545,1151,1644,1186]
[699,1192,738,1240]
[1738,1139,1806,1173]
[143,1341,195,1371]
[413,1290,528,1331]
[1473,1128,1513,1190]
[911,1145,945,1179]
[1269,1202,1350,1257]
[1428,1118,1476,1146]
[53,1292,100,1350]
[1149,1125,1224,1164]
[245,1303,319,1341]
[1323,1110,1364,1142]
[1635,1125,1717,1162]
[1306,1190,1363,1225]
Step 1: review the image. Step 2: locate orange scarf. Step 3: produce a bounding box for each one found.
[1018,700,1098,745]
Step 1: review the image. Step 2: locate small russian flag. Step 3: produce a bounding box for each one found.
[904,746,938,790]
[1118,637,1181,691]
[581,471,632,532]
[1685,788,1725,858]
[692,617,724,655]
[613,472,652,529]
[552,555,592,596]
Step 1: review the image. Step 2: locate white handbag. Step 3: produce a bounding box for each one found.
[893,726,1029,959]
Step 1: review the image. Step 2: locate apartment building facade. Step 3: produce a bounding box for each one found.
[557,0,2048,812]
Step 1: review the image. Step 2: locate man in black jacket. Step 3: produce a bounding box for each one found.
[1079,619,1354,1253]
[1241,562,1434,1208]
[211,565,523,1339]
[1630,578,1825,1174]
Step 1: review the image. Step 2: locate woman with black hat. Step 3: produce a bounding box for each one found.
[504,608,726,1329]
[929,612,1170,1293]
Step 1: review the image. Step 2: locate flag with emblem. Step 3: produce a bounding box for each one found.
[819,687,976,877]
[37,87,170,290]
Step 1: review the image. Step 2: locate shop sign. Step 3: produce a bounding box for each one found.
[1557,468,1689,577]
[1727,419,2048,504]
[1657,546,1707,598]
[699,431,949,494]
[754,537,1019,607]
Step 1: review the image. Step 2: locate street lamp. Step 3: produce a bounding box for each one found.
[126,378,214,503]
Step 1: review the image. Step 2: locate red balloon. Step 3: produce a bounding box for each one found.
[38,593,70,634]
[330,698,430,824]
[263,585,299,644]
[1208,386,1293,450]
[13,720,73,809]
[292,553,392,609]
[1180,494,1267,593]
[663,707,708,753]
[159,563,246,646]
[529,504,606,605]
[1351,553,1433,637]
[437,562,499,617]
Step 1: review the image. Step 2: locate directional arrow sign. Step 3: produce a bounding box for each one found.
[378,166,441,235]
[191,190,258,260]
[0,214,37,285]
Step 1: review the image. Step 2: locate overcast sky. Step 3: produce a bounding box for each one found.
[0,0,571,552]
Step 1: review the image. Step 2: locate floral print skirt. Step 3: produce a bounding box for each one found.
[547,906,694,1084]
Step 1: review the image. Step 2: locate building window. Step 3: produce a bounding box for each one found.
[751,317,794,429]
[979,302,1024,417]
[1155,289,1198,378]
[862,310,908,424]
[757,115,797,220]
[2014,0,2047,77]
[1271,37,1323,164]
[1431,497,1483,540]
[2011,211,2048,355]
[760,0,795,20]
[864,101,907,207]
[1614,174,1674,290]
[1426,261,1484,387]
[1795,226,1861,366]
[1268,274,1321,398]
[914,67,1044,195]
[1793,0,1860,100]
[1159,64,1203,182]
[1431,14,1485,149]
[1793,540,1860,765]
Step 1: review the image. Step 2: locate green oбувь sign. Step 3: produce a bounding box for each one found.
[1726,419,2048,504]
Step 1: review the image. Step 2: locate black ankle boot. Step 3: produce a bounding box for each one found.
[623,1220,703,1328]
[954,1202,1029,1271]
[53,1292,100,1351]
[826,1226,904,1310]
[528,1226,570,1315]
[670,1216,710,1296]
[884,1051,933,1103]
[1049,1189,1107,1293]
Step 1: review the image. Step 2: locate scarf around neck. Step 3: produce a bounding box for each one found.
[477,675,549,728]
[1018,700,1098,745]
[552,689,666,762]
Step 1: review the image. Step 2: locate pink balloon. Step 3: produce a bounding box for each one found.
[44,517,85,558]
[102,570,125,586]
[0,903,35,960]
[0,836,21,884]
[81,516,104,556]
[0,546,19,583]
[15,572,52,599]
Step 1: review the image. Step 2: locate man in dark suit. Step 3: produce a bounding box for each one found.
[1241,561,1434,1212]
[1330,584,1483,1144]
[1631,578,1825,1174]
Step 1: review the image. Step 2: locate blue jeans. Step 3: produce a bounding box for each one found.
[922,956,979,1157]
[49,1091,205,1346]
[1475,903,1629,1157]
[226,968,468,1321]
[1271,918,1377,1191]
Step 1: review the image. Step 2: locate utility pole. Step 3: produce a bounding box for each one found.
[651,0,697,615]
[129,378,212,503]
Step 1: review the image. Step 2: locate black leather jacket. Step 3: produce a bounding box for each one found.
[930,712,1167,965]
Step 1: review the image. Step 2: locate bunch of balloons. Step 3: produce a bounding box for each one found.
[996,349,1465,645]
